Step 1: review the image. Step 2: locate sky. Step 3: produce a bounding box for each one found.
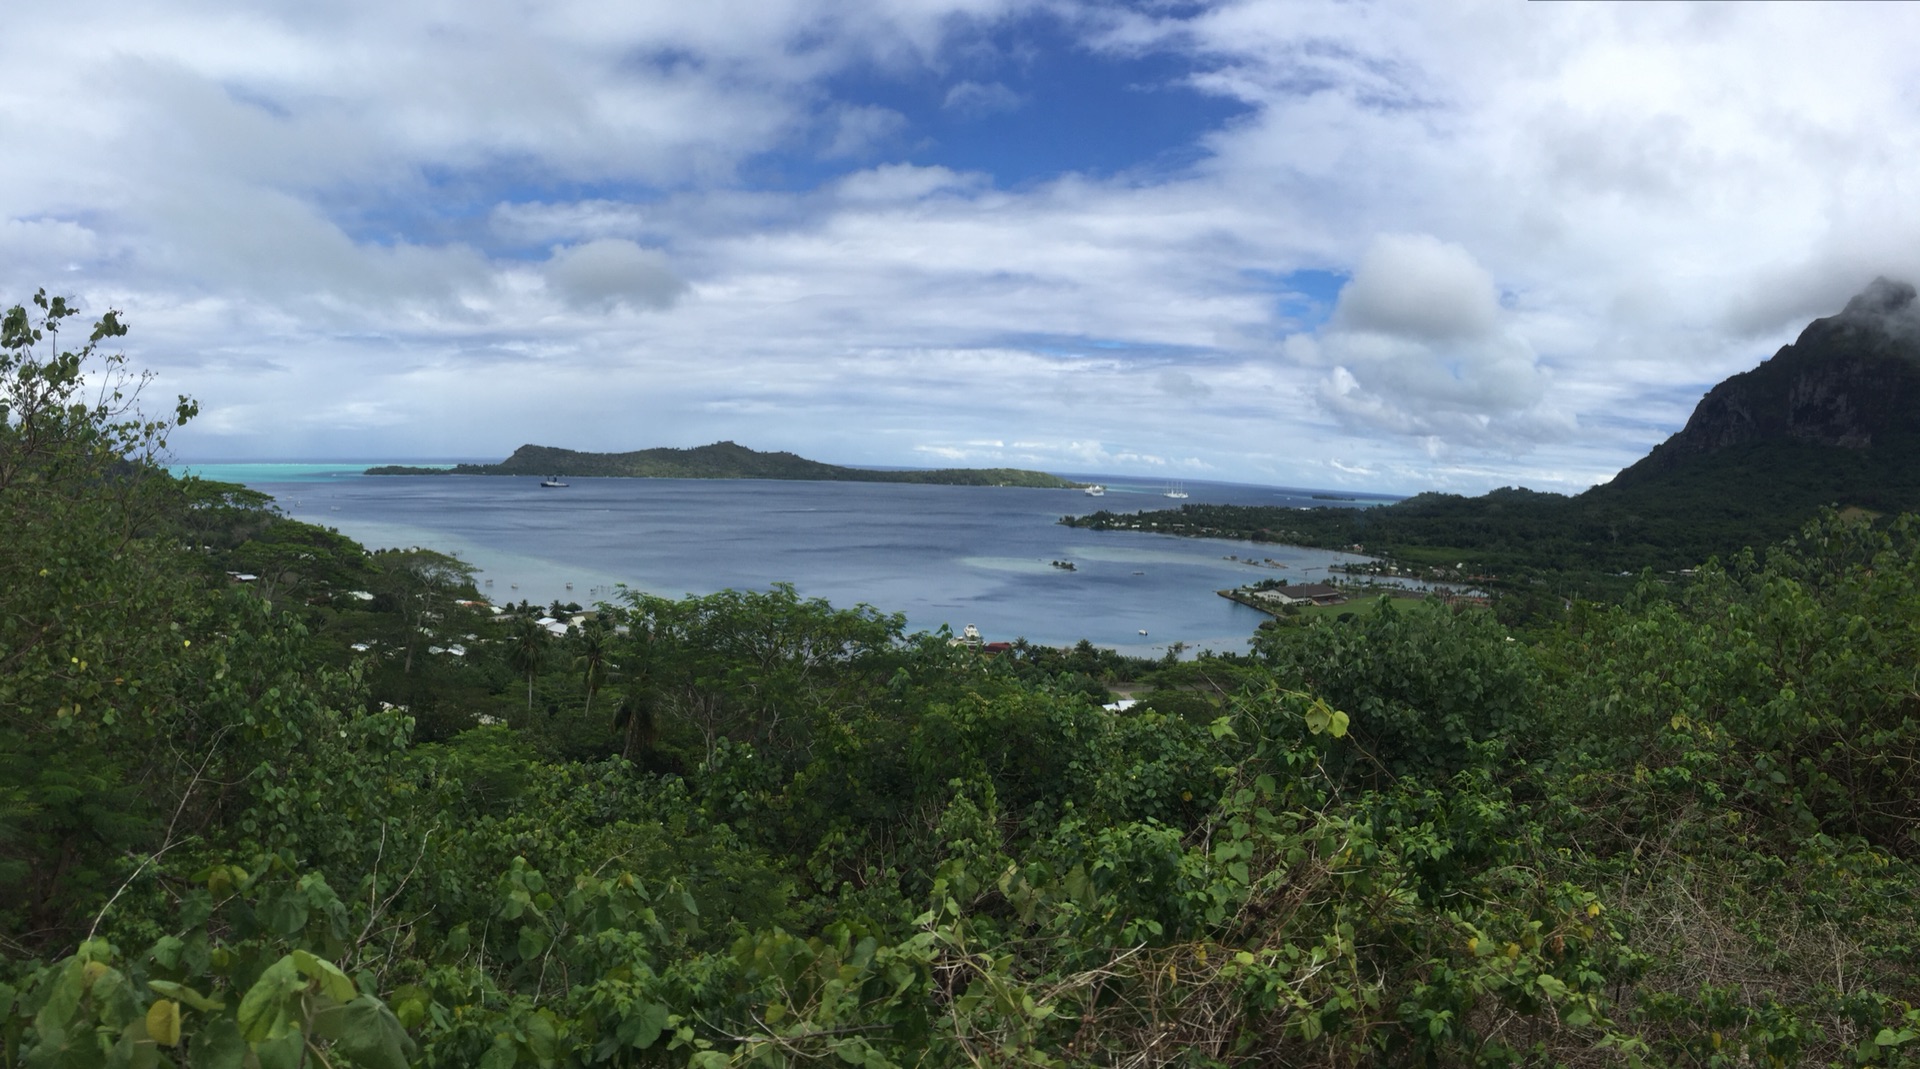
[7,1,1920,494]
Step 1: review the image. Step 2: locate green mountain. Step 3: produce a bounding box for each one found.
[1066,278,1920,579]
[368,440,1084,488]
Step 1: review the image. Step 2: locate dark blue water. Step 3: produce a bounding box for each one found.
[177,464,1395,656]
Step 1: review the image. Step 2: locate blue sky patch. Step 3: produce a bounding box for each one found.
[795,10,1250,189]
[992,331,1222,363]
[1241,268,1348,333]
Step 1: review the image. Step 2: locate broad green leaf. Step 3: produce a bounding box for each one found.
[1305,700,1332,735]
[311,996,415,1069]
[290,951,355,1004]
[615,1003,669,1050]
[259,889,309,938]
[1303,699,1351,738]
[192,1016,247,1069]
[147,937,185,971]
[518,924,550,961]
[145,999,181,1047]
[479,1038,517,1069]
[525,1012,559,1061]
[33,960,87,1044]
[236,957,303,1043]
[254,1030,305,1069]
[22,1022,71,1069]
[146,981,222,1013]
[110,1014,160,1069]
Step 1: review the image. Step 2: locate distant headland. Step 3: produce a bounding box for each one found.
[366,440,1087,489]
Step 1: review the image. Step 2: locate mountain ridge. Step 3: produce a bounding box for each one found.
[1616,276,1920,481]
[1063,278,1920,584]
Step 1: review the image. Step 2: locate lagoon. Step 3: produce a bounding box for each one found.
[175,463,1394,656]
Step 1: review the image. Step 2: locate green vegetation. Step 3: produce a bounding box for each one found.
[368,442,1084,489]
[1066,434,1920,597]
[1066,286,1920,597]
[9,292,1920,1067]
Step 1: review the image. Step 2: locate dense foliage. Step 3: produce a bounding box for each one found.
[1063,435,1920,592]
[6,296,1920,1067]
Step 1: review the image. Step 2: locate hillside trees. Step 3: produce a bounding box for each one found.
[371,547,477,675]
[614,583,906,765]
[227,518,370,606]
[0,291,209,937]
[10,282,1920,1064]
[0,291,391,950]
[1550,512,1920,856]
[506,616,550,711]
[573,619,611,720]
[1254,596,1543,785]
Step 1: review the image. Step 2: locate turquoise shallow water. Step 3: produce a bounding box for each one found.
[174,464,1406,656]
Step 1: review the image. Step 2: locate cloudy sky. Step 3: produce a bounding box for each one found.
[6,1,1919,493]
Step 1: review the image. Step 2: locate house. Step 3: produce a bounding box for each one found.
[1252,582,1347,607]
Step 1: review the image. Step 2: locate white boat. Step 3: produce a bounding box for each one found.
[1083,484,1105,497]
[541,475,570,488]
[1163,482,1189,499]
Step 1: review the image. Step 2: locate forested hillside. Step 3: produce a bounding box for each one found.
[1066,280,1920,590]
[7,293,1920,1067]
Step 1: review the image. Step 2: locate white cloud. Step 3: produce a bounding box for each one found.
[0,219,104,268]
[943,80,1023,119]
[1287,234,1567,451]
[1331,235,1500,343]
[491,201,655,244]
[823,105,911,158]
[543,239,687,311]
[1156,368,1210,399]
[832,164,986,203]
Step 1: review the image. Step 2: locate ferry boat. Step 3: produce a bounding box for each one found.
[1083,484,1105,497]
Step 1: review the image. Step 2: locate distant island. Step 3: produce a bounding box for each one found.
[367,440,1086,489]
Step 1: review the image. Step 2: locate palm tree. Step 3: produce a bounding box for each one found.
[611,617,659,764]
[506,616,550,711]
[574,621,611,719]
[613,689,656,764]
